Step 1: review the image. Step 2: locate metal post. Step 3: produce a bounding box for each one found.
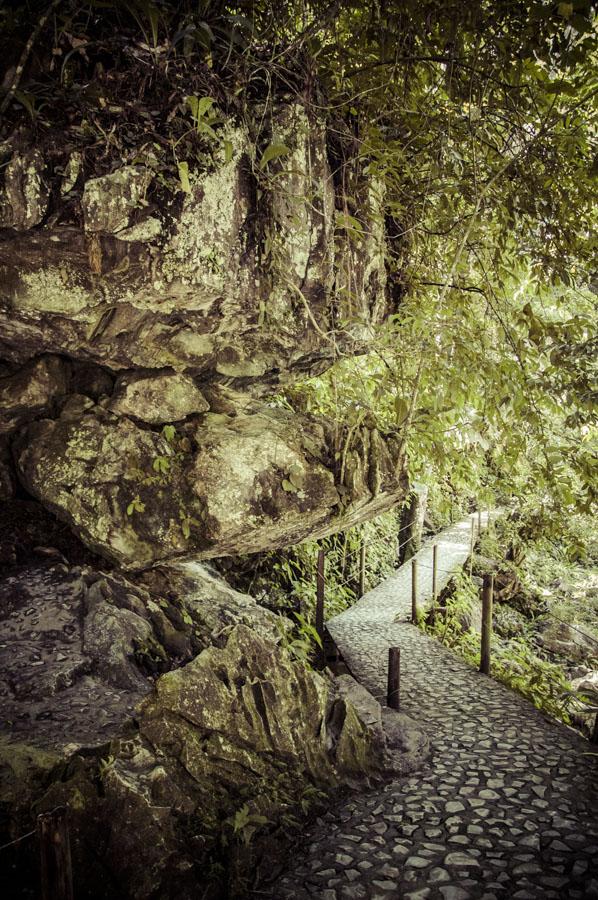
[359,541,366,598]
[411,559,418,624]
[469,517,475,578]
[316,549,325,640]
[387,647,400,710]
[38,806,74,900]
[431,544,438,625]
[480,573,494,675]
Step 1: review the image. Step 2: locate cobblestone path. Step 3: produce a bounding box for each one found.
[266,516,598,900]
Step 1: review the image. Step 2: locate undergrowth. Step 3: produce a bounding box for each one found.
[418,571,582,727]
[226,509,402,665]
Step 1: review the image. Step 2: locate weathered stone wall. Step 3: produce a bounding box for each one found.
[0,95,415,899]
[0,103,391,386]
[0,99,406,563]
[0,561,427,899]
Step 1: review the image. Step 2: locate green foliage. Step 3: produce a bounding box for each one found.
[419,569,582,727]
[126,495,145,516]
[97,754,116,780]
[492,640,577,724]
[224,803,270,847]
[152,456,171,475]
[259,142,291,169]
[277,612,322,667]
[179,509,200,540]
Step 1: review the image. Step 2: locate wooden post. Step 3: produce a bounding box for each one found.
[431,544,438,625]
[480,573,494,675]
[411,559,418,624]
[316,548,325,640]
[469,516,475,578]
[387,647,400,710]
[591,714,598,745]
[478,508,482,533]
[38,806,74,900]
[359,541,366,598]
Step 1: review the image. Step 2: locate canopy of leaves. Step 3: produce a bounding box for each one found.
[1,0,596,528]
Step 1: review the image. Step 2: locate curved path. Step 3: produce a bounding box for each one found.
[265,516,598,899]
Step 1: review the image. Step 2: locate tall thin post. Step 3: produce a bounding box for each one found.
[359,541,366,598]
[316,549,325,640]
[38,807,74,900]
[469,517,475,578]
[480,573,494,675]
[478,508,482,533]
[591,714,598,746]
[431,544,438,625]
[387,647,400,710]
[411,559,418,624]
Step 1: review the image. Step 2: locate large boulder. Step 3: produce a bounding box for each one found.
[108,370,209,423]
[0,105,390,390]
[15,402,406,568]
[536,619,598,666]
[0,354,70,435]
[0,561,427,900]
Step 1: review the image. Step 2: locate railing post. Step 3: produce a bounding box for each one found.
[469,516,475,578]
[387,647,400,710]
[359,540,366,598]
[411,559,418,624]
[478,508,482,533]
[38,806,74,900]
[316,548,325,640]
[431,544,438,625]
[480,572,494,675]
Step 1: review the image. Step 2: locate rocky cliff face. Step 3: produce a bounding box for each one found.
[0,92,415,898]
[0,560,427,899]
[0,104,388,384]
[0,99,406,566]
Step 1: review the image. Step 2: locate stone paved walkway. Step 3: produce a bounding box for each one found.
[265,516,598,900]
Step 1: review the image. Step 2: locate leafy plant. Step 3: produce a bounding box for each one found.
[98,754,115,780]
[126,495,146,516]
[152,456,171,475]
[224,803,269,846]
[259,141,291,170]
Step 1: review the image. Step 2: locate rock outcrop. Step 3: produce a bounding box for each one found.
[0,87,414,900]
[0,561,427,899]
[14,382,405,568]
[0,98,406,567]
[0,105,391,387]
[0,354,69,435]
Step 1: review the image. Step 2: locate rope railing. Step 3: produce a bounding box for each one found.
[314,510,598,739]
[0,805,74,899]
[0,827,36,853]
[324,517,421,568]
[318,511,598,651]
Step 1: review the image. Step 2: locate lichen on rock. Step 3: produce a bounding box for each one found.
[14,400,405,568]
[0,561,427,899]
[82,166,153,234]
[109,370,209,423]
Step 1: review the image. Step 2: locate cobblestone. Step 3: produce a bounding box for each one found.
[262,516,598,899]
